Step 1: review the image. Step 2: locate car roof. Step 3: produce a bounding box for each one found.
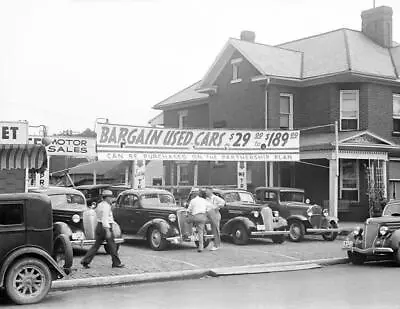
[29,186,85,196]
[120,188,172,195]
[0,192,50,202]
[75,184,111,190]
[255,187,305,193]
[212,188,251,194]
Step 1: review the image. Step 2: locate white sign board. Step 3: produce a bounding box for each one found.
[0,121,28,144]
[29,135,96,157]
[96,123,300,161]
[237,161,247,190]
[27,169,50,189]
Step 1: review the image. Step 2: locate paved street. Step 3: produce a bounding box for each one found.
[68,232,351,279]
[3,263,399,309]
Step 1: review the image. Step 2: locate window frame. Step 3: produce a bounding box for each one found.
[230,58,243,84]
[177,163,189,185]
[279,93,294,130]
[340,90,359,131]
[0,201,25,226]
[340,159,360,202]
[178,110,188,129]
[393,94,400,133]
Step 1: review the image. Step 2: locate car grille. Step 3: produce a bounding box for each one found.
[176,209,192,237]
[310,205,322,215]
[309,215,322,228]
[260,207,273,231]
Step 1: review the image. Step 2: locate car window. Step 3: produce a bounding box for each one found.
[238,192,255,203]
[280,192,304,203]
[383,202,400,216]
[49,194,85,207]
[0,203,24,225]
[258,191,277,202]
[224,192,240,203]
[141,193,176,207]
[120,194,139,208]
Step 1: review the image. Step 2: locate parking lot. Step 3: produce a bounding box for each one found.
[69,233,350,279]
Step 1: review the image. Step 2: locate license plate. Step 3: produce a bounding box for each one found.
[343,240,353,249]
[206,223,211,230]
[256,224,265,231]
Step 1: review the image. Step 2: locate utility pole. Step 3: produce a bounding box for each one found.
[373,0,376,8]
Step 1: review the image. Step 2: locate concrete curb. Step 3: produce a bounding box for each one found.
[51,257,349,291]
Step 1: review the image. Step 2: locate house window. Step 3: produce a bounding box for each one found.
[230,58,243,83]
[280,94,293,130]
[393,94,400,133]
[178,110,188,129]
[340,159,359,201]
[340,90,359,131]
[177,164,189,184]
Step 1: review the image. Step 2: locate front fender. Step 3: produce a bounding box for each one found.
[390,230,400,249]
[0,246,66,287]
[53,221,72,238]
[221,216,255,235]
[287,215,309,223]
[137,219,171,238]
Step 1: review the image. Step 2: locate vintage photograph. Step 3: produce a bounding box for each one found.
[1,0,400,308]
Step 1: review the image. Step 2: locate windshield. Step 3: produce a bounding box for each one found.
[383,202,400,216]
[238,192,255,203]
[280,191,305,203]
[49,194,85,207]
[223,192,255,204]
[140,193,176,207]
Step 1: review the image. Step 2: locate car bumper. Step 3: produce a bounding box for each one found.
[346,246,394,255]
[166,234,214,244]
[306,228,340,234]
[71,237,125,248]
[250,230,290,237]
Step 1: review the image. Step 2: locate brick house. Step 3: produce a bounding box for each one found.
[153,6,400,221]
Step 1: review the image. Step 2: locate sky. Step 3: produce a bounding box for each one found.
[1,0,399,135]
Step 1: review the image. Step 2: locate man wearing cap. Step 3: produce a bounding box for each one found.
[81,190,124,268]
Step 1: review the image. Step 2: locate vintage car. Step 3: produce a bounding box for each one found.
[344,199,400,265]
[76,184,130,207]
[186,188,289,245]
[113,188,213,251]
[255,187,339,242]
[29,186,124,252]
[0,193,69,305]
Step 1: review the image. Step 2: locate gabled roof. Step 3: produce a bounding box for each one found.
[153,81,208,110]
[391,45,400,77]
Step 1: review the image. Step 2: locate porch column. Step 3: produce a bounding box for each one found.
[329,159,339,218]
[382,159,387,198]
[269,162,274,186]
[93,169,97,185]
[131,160,136,189]
[193,162,198,186]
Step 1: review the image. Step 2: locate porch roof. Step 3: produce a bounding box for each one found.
[300,130,398,153]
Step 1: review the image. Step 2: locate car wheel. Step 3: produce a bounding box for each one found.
[322,221,338,241]
[289,221,305,242]
[148,227,168,251]
[231,223,249,245]
[271,235,285,244]
[104,244,120,254]
[53,234,73,273]
[5,258,52,305]
[347,251,365,265]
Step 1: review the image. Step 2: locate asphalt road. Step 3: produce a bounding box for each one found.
[3,262,399,309]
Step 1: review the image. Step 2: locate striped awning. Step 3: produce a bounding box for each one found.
[0,144,47,171]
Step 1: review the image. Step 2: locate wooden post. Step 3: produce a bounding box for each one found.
[93,169,97,185]
[193,162,198,186]
[131,160,137,189]
[125,165,129,186]
[329,158,339,218]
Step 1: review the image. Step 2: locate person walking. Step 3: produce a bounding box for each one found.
[205,187,225,251]
[81,190,124,269]
[187,188,209,252]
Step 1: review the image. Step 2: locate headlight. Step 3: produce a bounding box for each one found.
[379,226,389,236]
[168,214,177,222]
[251,211,259,218]
[72,214,81,223]
[306,207,313,217]
[323,209,329,216]
[272,211,279,217]
[353,227,362,236]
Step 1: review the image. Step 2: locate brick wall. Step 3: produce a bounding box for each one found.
[0,169,26,193]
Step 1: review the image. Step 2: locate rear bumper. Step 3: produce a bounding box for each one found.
[166,234,214,245]
[347,246,394,255]
[306,228,340,234]
[71,237,125,248]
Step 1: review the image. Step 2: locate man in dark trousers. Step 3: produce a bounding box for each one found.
[81,190,124,268]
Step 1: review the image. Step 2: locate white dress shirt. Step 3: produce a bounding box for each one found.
[96,201,115,228]
[188,196,209,215]
[206,194,225,211]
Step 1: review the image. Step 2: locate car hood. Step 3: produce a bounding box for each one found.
[281,202,311,209]
[52,203,88,213]
[144,205,186,212]
[226,201,264,210]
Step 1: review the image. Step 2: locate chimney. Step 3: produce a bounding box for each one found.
[361,6,393,48]
[240,30,256,43]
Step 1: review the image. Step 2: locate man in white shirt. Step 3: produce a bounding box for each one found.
[187,188,209,252]
[81,190,124,268]
[205,187,225,250]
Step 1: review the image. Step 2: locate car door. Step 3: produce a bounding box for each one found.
[0,201,26,258]
[114,194,140,234]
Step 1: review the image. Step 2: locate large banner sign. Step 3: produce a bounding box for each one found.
[29,135,96,157]
[0,121,28,144]
[96,123,300,162]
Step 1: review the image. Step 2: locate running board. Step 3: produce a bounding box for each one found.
[307,228,340,233]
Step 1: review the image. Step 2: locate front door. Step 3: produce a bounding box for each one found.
[0,201,26,258]
[114,194,141,234]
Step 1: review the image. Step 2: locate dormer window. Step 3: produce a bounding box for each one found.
[230,58,243,84]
